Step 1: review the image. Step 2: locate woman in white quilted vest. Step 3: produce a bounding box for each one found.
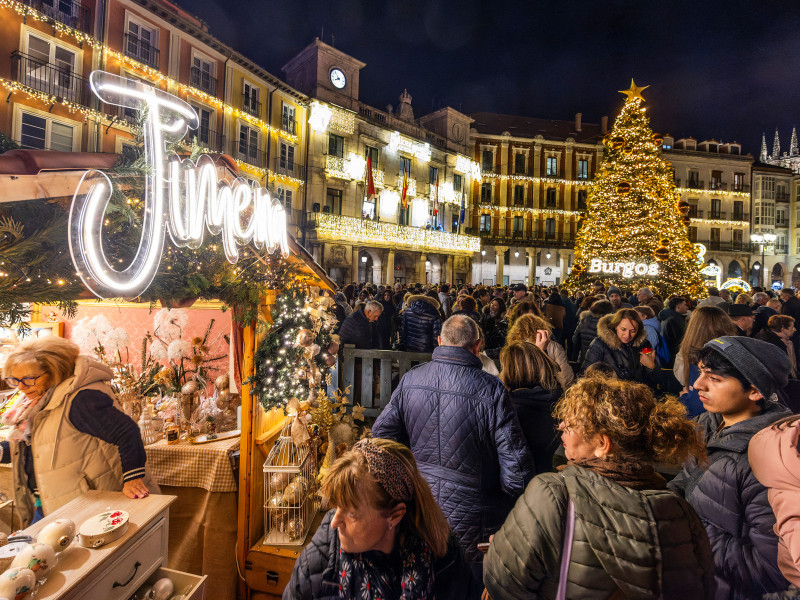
[1,336,152,526]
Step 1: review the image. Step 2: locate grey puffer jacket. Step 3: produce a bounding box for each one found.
[372,345,534,563]
[484,466,716,599]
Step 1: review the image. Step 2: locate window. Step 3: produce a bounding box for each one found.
[23,35,79,102]
[189,106,214,149]
[282,103,296,135]
[324,188,342,215]
[191,56,216,95]
[734,172,745,191]
[479,214,491,233]
[328,134,344,158]
[514,185,524,205]
[777,234,788,253]
[276,187,293,209]
[363,197,376,219]
[710,198,721,219]
[710,228,721,249]
[710,170,722,190]
[453,173,462,193]
[429,166,438,185]
[242,81,260,116]
[398,205,409,226]
[545,187,557,208]
[777,184,788,201]
[238,123,259,165]
[481,150,493,172]
[365,145,378,168]
[545,218,556,238]
[480,183,492,203]
[687,226,698,242]
[577,159,589,179]
[688,171,700,187]
[126,20,158,68]
[546,156,558,176]
[19,111,75,151]
[688,199,698,217]
[733,229,743,248]
[279,142,295,175]
[513,216,523,236]
[452,215,460,233]
[503,249,510,265]
[777,207,788,226]
[514,153,525,174]
[733,200,743,220]
[577,190,587,210]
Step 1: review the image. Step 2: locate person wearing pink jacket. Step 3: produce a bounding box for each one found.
[749,415,800,590]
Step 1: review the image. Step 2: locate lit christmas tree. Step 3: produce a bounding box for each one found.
[567,80,706,298]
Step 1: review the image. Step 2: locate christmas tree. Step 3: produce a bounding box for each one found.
[567,81,706,298]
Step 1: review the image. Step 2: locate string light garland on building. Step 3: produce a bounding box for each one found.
[0,77,113,125]
[690,217,750,227]
[566,80,706,298]
[675,187,749,199]
[479,204,584,218]
[312,214,480,254]
[328,106,355,134]
[481,172,593,187]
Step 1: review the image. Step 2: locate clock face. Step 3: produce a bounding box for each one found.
[330,68,346,89]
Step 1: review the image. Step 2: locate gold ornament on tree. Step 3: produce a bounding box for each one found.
[616,182,632,194]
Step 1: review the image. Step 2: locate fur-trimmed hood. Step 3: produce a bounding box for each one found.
[404,294,441,310]
[596,313,646,350]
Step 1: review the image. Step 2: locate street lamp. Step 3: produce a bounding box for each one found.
[751,233,776,288]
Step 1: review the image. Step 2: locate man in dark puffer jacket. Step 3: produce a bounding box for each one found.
[373,315,534,581]
[669,337,793,600]
[337,301,382,349]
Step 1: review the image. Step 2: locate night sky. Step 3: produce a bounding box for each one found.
[186,0,800,155]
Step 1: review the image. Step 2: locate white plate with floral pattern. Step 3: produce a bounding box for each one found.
[79,510,129,548]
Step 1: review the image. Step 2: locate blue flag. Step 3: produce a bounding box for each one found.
[459,190,466,224]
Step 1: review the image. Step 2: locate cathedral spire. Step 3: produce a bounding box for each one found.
[761,133,768,162]
[773,128,781,158]
[791,127,798,157]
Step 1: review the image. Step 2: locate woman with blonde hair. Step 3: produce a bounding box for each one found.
[483,376,714,599]
[499,342,562,474]
[506,300,542,330]
[286,438,478,599]
[734,292,754,305]
[674,305,738,416]
[507,314,574,389]
[2,336,152,525]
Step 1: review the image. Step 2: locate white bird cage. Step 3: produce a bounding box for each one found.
[263,419,319,545]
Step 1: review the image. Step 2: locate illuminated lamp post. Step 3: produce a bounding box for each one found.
[750,233,776,289]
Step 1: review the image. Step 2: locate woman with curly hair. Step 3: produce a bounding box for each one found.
[483,376,715,600]
[507,314,575,389]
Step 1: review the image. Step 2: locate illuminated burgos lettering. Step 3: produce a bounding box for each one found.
[588,258,659,278]
[68,71,289,299]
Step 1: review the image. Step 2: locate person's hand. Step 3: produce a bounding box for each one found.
[640,350,656,370]
[535,329,550,351]
[123,478,150,499]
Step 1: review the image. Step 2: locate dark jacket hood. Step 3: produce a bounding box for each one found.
[509,386,561,408]
[405,294,440,311]
[699,400,792,453]
[596,313,646,350]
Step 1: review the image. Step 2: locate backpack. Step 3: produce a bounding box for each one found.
[654,331,670,365]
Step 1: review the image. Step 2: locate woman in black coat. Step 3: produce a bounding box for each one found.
[376,289,396,349]
[400,294,442,352]
[480,297,508,358]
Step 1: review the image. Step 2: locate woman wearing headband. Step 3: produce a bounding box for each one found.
[285,438,479,599]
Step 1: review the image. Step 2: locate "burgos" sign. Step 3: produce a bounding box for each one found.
[588,258,659,278]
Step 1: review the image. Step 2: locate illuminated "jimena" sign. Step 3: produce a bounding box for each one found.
[68,71,289,299]
[588,258,659,278]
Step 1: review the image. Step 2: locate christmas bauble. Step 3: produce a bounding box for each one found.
[310,344,321,356]
[324,354,336,367]
[571,263,586,277]
[623,145,633,155]
[616,182,631,194]
[327,341,340,354]
[659,238,671,247]
[296,329,314,347]
[602,133,614,147]
[677,200,690,214]
[681,214,692,225]
[610,136,625,149]
[286,518,305,541]
[654,247,670,261]
[283,481,304,506]
[292,475,310,496]
[652,133,664,146]
[268,473,290,493]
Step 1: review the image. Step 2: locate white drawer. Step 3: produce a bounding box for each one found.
[139,567,207,600]
[79,516,167,600]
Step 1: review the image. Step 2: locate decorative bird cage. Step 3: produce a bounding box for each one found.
[263,418,319,545]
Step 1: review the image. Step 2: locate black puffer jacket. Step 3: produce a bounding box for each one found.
[372,345,534,563]
[669,401,792,600]
[580,314,662,387]
[337,307,376,349]
[401,295,442,353]
[484,465,715,599]
[480,312,508,358]
[284,510,480,599]
[571,301,613,363]
[508,386,561,475]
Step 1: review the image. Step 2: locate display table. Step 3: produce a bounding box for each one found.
[21,490,205,600]
[146,436,239,600]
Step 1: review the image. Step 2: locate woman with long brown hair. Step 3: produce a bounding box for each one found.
[507,314,574,389]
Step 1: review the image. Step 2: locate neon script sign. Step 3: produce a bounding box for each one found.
[588,258,659,278]
[69,71,289,299]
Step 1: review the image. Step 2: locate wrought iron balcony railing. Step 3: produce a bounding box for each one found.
[10,50,88,105]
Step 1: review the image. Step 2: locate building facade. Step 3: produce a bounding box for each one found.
[283,39,481,287]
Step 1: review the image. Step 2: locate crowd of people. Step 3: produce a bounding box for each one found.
[287,279,800,600]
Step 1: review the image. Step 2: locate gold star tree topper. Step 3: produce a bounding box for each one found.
[619,79,649,102]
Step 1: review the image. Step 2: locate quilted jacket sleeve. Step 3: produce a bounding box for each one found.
[492,386,535,497]
[284,511,334,599]
[371,379,410,447]
[483,475,566,599]
[580,337,607,373]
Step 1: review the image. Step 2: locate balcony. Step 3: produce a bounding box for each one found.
[234,143,266,169]
[185,127,222,152]
[11,51,88,105]
[704,240,753,252]
[271,156,305,180]
[307,213,480,254]
[21,0,92,33]
[776,219,790,228]
[241,96,261,118]
[124,33,159,69]
[709,181,727,191]
[190,66,217,96]
[732,183,750,192]
[686,179,704,190]
[776,191,790,202]
[479,230,575,249]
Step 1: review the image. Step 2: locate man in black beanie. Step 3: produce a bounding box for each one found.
[669,336,792,599]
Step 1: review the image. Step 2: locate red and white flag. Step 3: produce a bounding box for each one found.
[365,154,376,201]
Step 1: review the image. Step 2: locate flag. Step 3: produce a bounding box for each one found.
[365,154,376,201]
[433,173,439,217]
[459,190,466,224]
[401,163,409,209]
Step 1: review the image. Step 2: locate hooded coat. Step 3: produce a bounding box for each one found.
[401,294,442,353]
[508,387,561,474]
[669,401,793,599]
[580,314,662,386]
[483,465,716,600]
[372,345,534,564]
[571,301,613,363]
[749,418,800,588]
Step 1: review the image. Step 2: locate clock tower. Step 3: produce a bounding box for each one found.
[282,39,365,110]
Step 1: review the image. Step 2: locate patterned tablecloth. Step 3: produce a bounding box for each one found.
[145,436,239,492]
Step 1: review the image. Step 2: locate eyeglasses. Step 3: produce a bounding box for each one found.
[4,373,46,387]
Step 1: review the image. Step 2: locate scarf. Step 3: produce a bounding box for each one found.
[566,456,667,490]
[336,530,434,600]
[1,387,54,444]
